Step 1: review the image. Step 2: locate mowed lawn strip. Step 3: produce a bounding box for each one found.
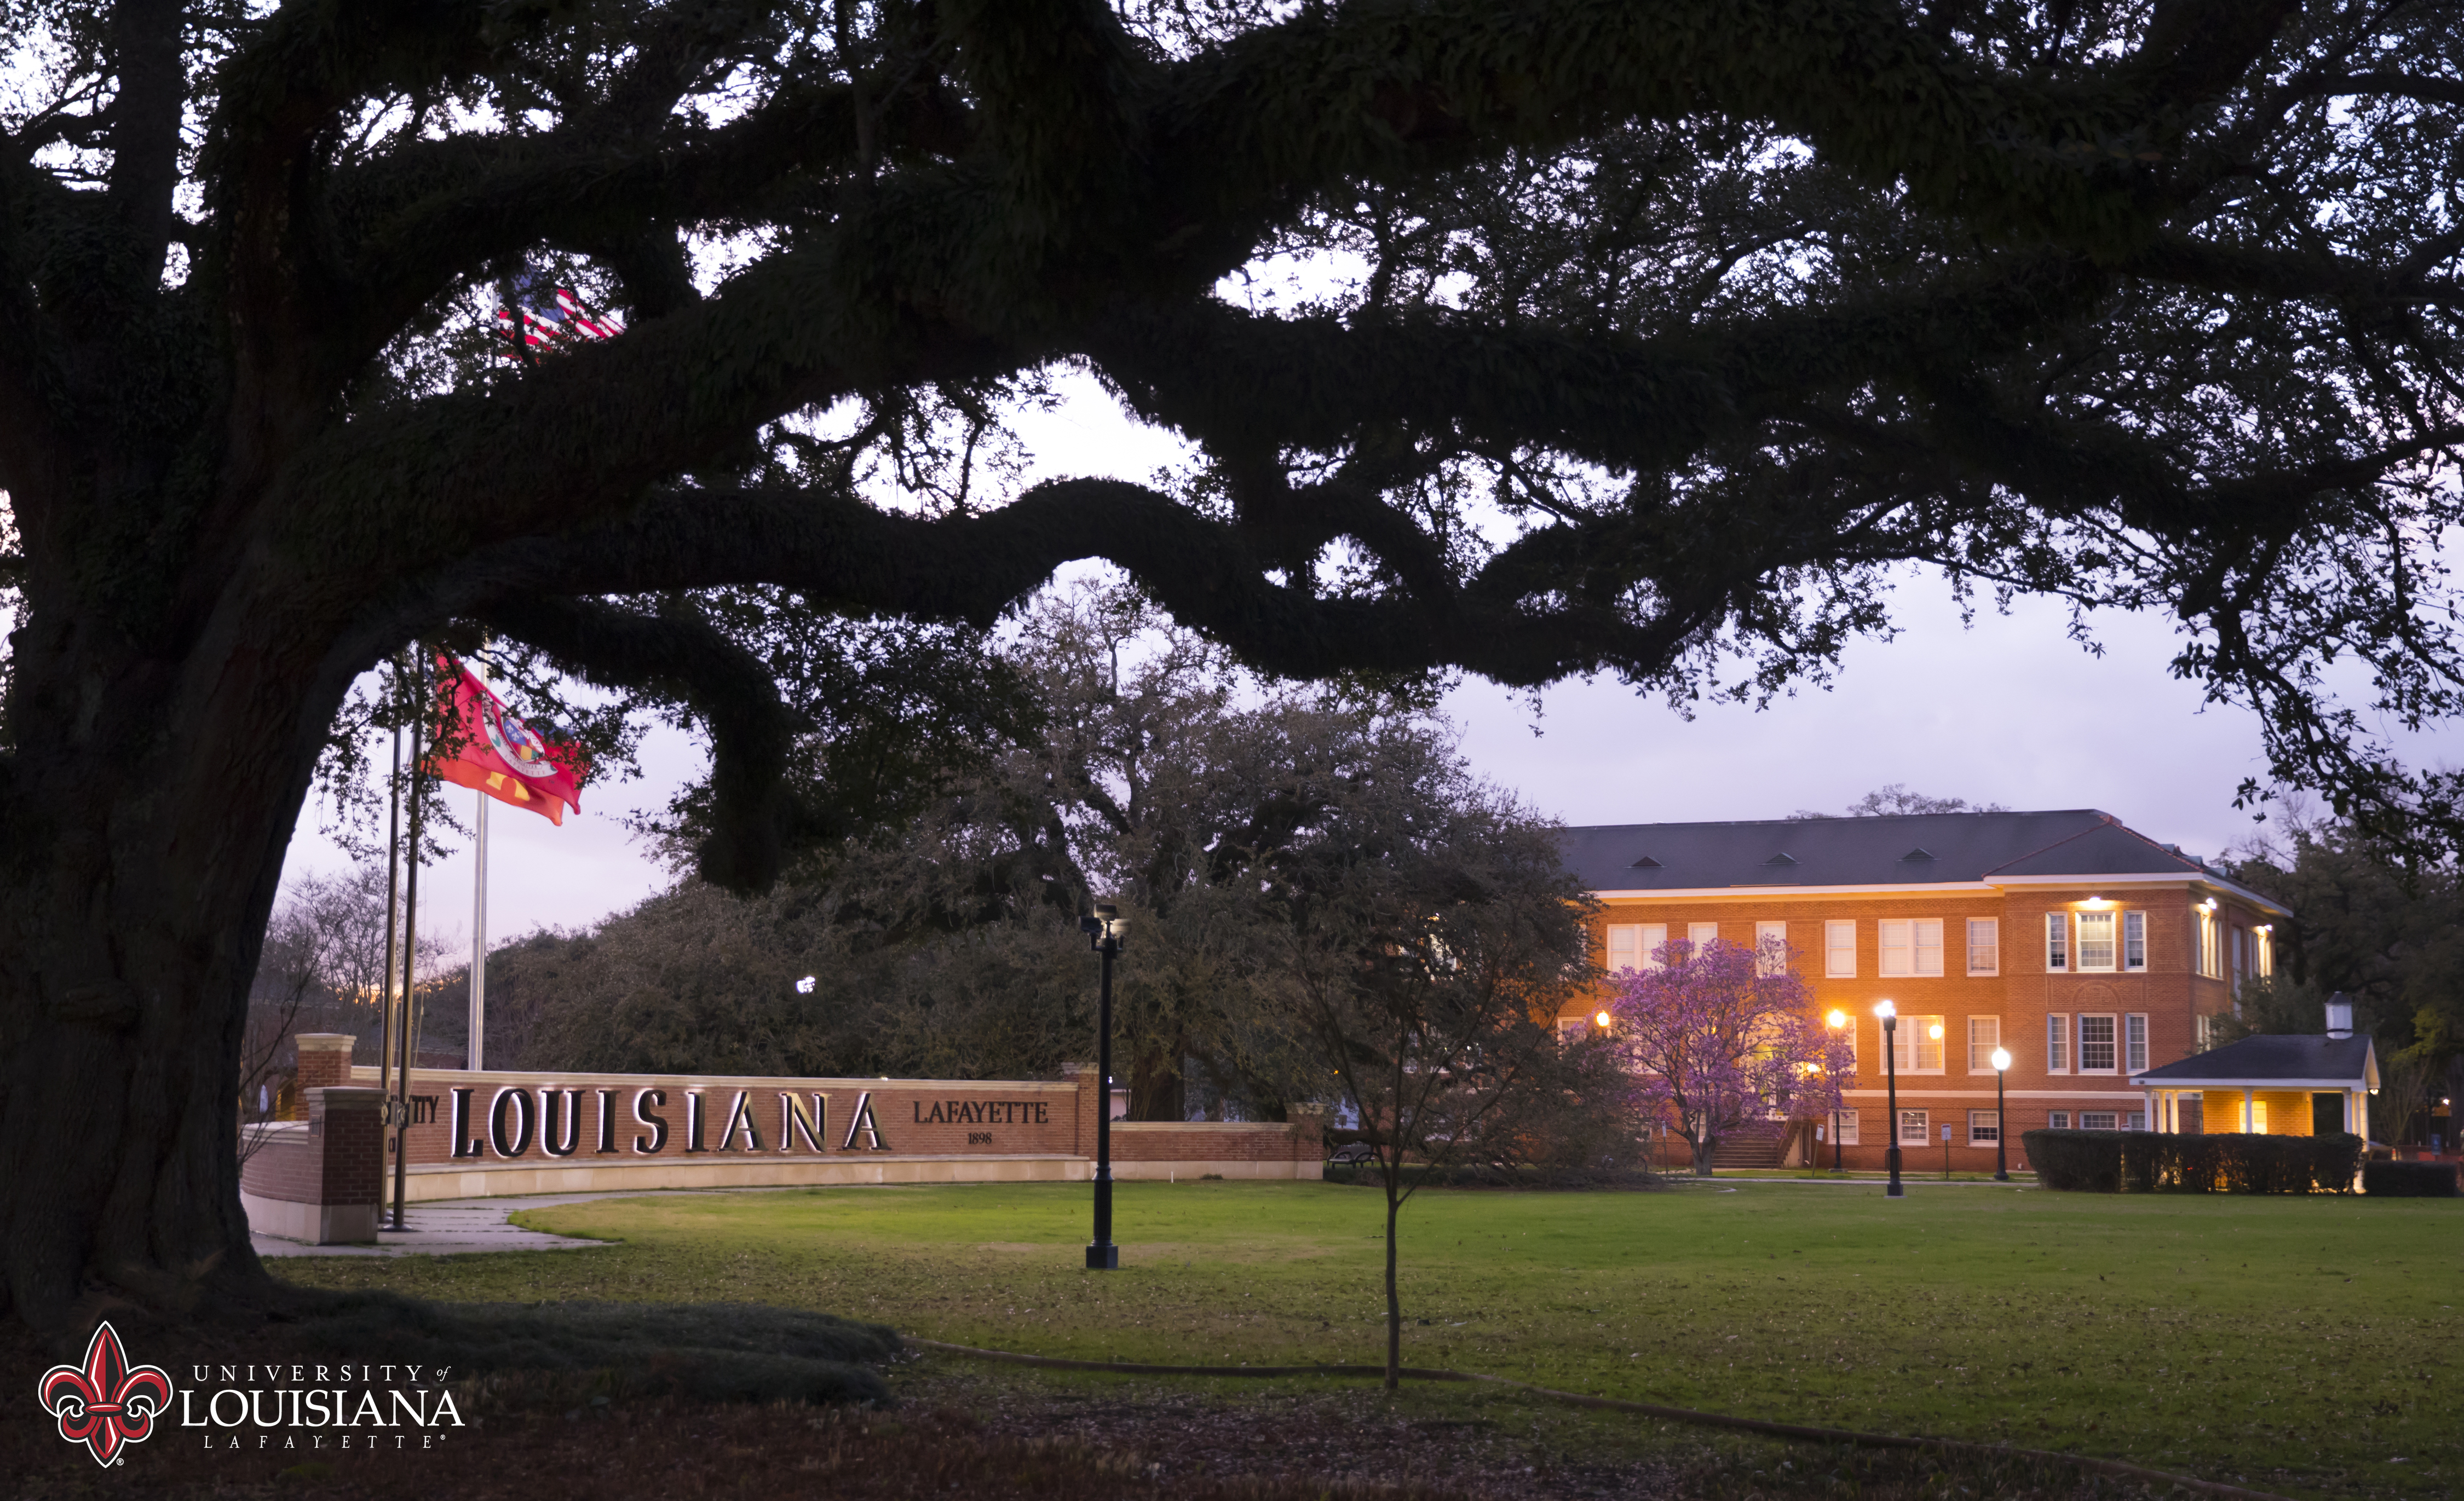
[279,1182,2460,1498]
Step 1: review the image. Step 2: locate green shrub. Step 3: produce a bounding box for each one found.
[2362,1159,2461,1197]
[2022,1130,2362,1194]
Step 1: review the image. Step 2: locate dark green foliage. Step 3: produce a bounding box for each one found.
[290,1295,899,1404]
[2361,1159,2461,1197]
[2023,1129,2363,1194]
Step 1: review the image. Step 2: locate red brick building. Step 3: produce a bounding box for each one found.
[1559,810,2288,1173]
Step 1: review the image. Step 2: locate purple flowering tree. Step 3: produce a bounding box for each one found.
[1606,936,1853,1176]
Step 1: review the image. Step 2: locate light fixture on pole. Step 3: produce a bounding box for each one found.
[1824,1009,1850,1173]
[1990,1046,2012,1181]
[1876,1000,1902,1198]
[1080,902,1128,1271]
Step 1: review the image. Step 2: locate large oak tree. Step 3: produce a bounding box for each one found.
[3,0,2463,1327]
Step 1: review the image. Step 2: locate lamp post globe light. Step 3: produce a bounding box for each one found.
[1081,903,1127,1271]
[1876,1000,1902,1198]
[1990,1046,2013,1181]
[1824,1009,1850,1172]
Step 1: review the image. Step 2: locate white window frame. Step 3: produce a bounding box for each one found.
[1895,1015,1947,1075]
[2196,907,2222,978]
[2077,1013,2118,1074]
[1834,1109,1860,1146]
[1636,922,1667,970]
[1754,920,1788,977]
[1878,918,1944,978]
[1967,1015,2001,1073]
[1606,925,1638,973]
[1824,919,1857,978]
[2122,910,2147,972]
[2046,1012,2070,1073]
[1966,918,1999,977]
[2255,926,2273,977]
[2125,1112,2146,1131]
[1968,1110,2001,1146]
[2079,1111,2120,1132]
[2047,1110,2071,1130]
[2046,912,2069,971]
[1688,921,1719,954]
[1897,1109,1930,1145]
[2075,909,2117,972]
[2125,1013,2148,1073]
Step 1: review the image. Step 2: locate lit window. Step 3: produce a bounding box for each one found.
[1834,1109,1859,1145]
[1755,920,1788,977]
[1879,919,1943,978]
[2047,1111,2071,1129]
[1607,925,1638,973]
[1898,1110,1930,1145]
[1967,1016,2001,1072]
[2255,926,2273,977]
[2125,1014,2148,1073]
[1895,1015,1946,1073]
[2046,912,2069,971]
[2248,1100,2269,1134]
[1966,918,1999,976]
[2046,1013,2070,1072]
[2196,907,2222,978]
[2122,910,2147,971]
[1824,920,1856,978]
[2079,1111,2118,1131]
[1968,1110,2000,1145]
[2076,910,2116,971]
[2079,1014,2117,1073]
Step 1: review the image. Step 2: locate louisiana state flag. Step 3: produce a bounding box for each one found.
[427,657,586,824]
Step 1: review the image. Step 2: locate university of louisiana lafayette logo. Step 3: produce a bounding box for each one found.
[38,1321,175,1467]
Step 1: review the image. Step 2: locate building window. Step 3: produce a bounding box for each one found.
[1688,921,1719,954]
[1755,920,1788,976]
[2046,912,2069,971]
[2123,910,2147,971]
[1607,923,1666,973]
[1895,1015,1946,1073]
[1898,1110,1929,1145]
[1879,918,1944,978]
[1824,919,1856,978]
[1968,1110,2001,1145]
[2126,1112,2146,1131]
[2046,1013,2070,1072]
[2078,1014,2117,1073]
[1966,918,1999,976]
[2196,1013,2224,1051]
[2255,926,2273,977]
[2047,1111,2071,1129]
[2076,909,2117,971]
[2196,907,2222,978]
[1834,1109,1859,1145]
[2080,1111,2119,1131]
[1967,1016,2001,1072]
[2248,1099,2269,1133]
[2125,1013,2148,1073]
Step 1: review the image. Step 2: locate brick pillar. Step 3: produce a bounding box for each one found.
[294,1033,356,1091]
[308,1086,385,1243]
[1286,1104,1328,1162]
[1061,1063,1099,1158]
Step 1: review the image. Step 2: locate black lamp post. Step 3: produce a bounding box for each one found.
[1991,1046,2012,1181]
[1081,903,1126,1271]
[1878,1000,1903,1198]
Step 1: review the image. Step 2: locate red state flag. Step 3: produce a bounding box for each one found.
[426,657,586,824]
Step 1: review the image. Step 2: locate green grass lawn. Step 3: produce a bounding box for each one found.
[278,1180,2460,1498]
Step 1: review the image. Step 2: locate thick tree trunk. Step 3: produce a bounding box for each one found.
[0,578,337,1330]
[1691,1135,1716,1176]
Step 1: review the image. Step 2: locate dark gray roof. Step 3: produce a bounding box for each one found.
[2133,1033,2377,1086]
[1560,810,2214,892]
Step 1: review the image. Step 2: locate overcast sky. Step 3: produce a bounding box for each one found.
[276,371,2461,960]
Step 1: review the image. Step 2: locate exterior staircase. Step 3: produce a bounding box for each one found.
[1709,1123,1788,1170]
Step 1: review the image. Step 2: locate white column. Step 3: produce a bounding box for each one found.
[2244,1086,2255,1134]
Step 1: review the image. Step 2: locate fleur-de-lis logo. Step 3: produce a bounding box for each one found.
[38,1321,175,1467]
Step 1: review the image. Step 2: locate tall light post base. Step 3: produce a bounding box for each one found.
[1085,1243,1119,1270]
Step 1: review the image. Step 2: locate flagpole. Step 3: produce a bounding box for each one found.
[391,656,425,1232]
[471,786,487,1071]
[377,709,401,1124]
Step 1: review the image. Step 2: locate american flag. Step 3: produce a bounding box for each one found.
[498,273,622,355]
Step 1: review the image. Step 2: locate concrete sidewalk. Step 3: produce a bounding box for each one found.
[250,1191,642,1258]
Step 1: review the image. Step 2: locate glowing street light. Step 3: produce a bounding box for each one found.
[1990,1046,2013,1181]
[1876,1000,1902,1199]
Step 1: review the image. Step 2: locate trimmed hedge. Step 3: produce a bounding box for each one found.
[2022,1129,2363,1194]
[2362,1159,2462,1197]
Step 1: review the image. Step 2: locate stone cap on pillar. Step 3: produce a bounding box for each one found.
[307,1086,387,1112]
[295,1033,356,1054]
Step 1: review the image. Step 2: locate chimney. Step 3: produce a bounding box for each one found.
[2324,993,2353,1040]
